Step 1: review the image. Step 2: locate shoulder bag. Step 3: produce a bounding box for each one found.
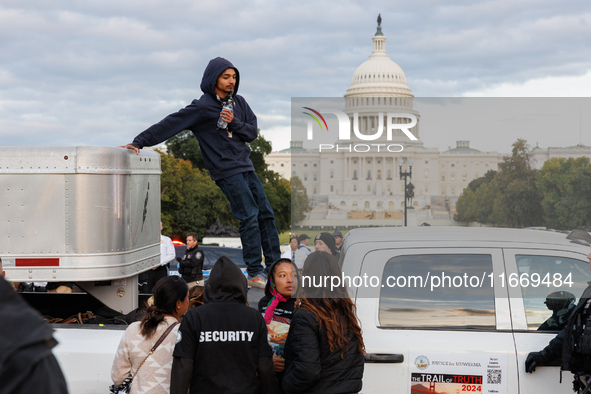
[109,321,179,394]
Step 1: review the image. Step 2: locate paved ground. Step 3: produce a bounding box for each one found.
[248,287,265,309]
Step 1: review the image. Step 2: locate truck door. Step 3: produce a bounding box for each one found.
[356,248,515,394]
[503,249,589,394]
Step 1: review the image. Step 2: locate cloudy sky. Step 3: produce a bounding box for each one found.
[1,0,590,154]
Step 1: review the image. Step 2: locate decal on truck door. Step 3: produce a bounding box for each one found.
[409,352,507,394]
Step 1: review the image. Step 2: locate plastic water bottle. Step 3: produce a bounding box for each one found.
[217,101,234,129]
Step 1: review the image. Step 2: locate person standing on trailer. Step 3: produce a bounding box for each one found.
[121,57,281,289]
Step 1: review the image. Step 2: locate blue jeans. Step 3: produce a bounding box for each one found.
[216,171,282,276]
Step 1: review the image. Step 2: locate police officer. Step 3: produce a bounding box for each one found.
[178,233,205,288]
[526,241,591,393]
[537,291,576,332]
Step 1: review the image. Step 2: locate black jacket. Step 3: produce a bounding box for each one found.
[282,308,364,394]
[172,256,277,394]
[543,282,591,372]
[131,57,258,181]
[0,276,68,394]
[179,245,204,282]
[258,259,301,394]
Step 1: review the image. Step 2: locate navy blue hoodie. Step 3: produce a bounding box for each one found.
[131,57,257,181]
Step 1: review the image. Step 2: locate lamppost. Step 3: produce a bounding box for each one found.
[398,156,414,227]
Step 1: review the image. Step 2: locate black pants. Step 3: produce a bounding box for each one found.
[147,265,169,293]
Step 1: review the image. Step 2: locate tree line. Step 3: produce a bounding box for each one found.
[159,131,311,240]
[455,139,591,230]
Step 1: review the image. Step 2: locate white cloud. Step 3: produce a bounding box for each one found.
[463,70,591,97]
[1,0,590,154]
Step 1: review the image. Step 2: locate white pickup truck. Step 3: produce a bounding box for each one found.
[343,226,591,394]
[4,147,590,394]
[50,225,589,394]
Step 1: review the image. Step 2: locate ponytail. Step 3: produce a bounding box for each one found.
[140,305,166,338]
[139,276,189,338]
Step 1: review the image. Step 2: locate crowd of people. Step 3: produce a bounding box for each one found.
[281,231,344,270]
[3,55,363,393]
[110,250,365,394]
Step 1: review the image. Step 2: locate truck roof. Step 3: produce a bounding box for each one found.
[344,226,588,249]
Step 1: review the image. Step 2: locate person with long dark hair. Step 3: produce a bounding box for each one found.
[112,276,189,394]
[282,251,365,394]
[258,258,299,393]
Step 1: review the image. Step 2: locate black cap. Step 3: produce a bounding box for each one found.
[315,232,337,255]
[332,230,343,238]
[298,234,310,241]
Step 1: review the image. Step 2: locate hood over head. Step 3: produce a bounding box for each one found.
[264,258,300,299]
[204,256,247,304]
[200,57,240,98]
[0,276,56,361]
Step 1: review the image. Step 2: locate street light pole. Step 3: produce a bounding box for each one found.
[398,156,414,227]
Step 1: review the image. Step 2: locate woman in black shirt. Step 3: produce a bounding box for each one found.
[282,251,365,394]
[258,258,299,393]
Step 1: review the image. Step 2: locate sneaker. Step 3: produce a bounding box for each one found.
[248,272,267,289]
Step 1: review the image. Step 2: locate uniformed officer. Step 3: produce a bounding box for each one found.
[526,231,591,393]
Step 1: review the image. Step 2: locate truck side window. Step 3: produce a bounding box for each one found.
[378,254,496,330]
[516,255,591,331]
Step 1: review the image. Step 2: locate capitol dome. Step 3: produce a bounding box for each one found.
[345,21,413,98]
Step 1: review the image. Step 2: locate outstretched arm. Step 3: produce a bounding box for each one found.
[119,144,140,154]
[121,101,202,153]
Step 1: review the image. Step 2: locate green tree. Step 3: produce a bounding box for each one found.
[248,134,272,180]
[473,180,498,225]
[158,151,235,240]
[290,176,312,225]
[455,139,544,227]
[264,177,292,234]
[467,170,497,192]
[493,139,543,227]
[162,132,294,234]
[536,157,591,229]
[454,187,477,224]
[496,179,544,227]
[496,139,536,190]
[165,130,205,170]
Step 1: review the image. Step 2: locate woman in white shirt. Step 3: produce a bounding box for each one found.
[111,276,189,394]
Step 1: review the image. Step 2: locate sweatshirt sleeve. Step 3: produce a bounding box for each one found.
[282,311,321,394]
[228,97,258,143]
[542,325,565,360]
[132,101,202,149]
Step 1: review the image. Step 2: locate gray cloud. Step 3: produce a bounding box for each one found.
[0,0,589,150]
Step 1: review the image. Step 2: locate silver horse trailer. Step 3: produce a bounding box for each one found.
[0,146,161,313]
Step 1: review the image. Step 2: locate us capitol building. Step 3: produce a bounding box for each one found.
[265,19,591,227]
